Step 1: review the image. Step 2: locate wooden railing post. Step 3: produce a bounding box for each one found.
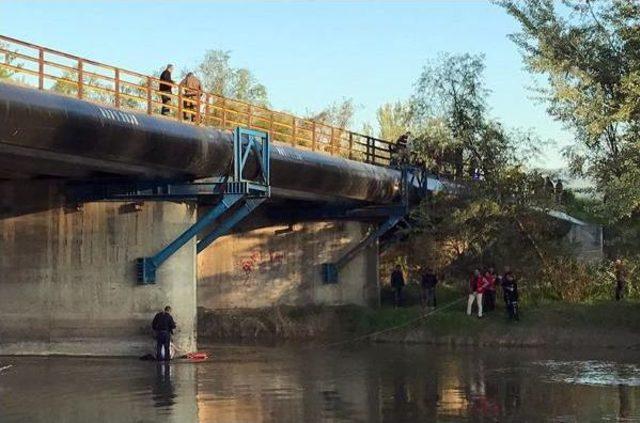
[268,111,274,140]
[312,121,317,151]
[348,132,354,160]
[221,97,227,128]
[195,91,201,123]
[291,117,297,146]
[178,87,183,122]
[203,93,210,124]
[371,138,377,165]
[77,59,84,99]
[114,69,120,108]
[330,127,336,155]
[146,77,153,115]
[38,49,44,90]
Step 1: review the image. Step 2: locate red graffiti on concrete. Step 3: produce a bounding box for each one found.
[236,250,285,276]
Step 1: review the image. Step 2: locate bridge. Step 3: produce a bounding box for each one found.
[0,35,437,356]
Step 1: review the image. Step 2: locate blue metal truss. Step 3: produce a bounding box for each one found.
[320,165,426,284]
[66,127,271,285]
[135,128,271,284]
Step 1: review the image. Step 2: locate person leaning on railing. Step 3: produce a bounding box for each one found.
[159,64,175,116]
[180,72,202,122]
[390,131,412,166]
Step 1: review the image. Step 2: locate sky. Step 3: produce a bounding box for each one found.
[0,0,572,169]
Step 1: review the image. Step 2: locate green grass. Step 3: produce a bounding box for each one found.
[201,288,640,347]
[338,291,640,346]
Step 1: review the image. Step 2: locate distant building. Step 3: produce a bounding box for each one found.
[548,210,603,262]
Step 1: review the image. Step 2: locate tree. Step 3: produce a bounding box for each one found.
[383,53,557,280]
[376,100,413,141]
[499,0,640,221]
[197,49,269,107]
[0,42,21,81]
[307,98,356,128]
[410,53,521,181]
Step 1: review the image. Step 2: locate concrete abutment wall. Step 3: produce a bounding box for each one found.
[197,221,379,310]
[0,185,197,356]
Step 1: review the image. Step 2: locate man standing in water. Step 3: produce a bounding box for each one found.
[152,306,176,361]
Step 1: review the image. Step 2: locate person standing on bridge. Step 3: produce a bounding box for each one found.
[391,131,412,166]
[152,306,176,361]
[390,264,406,308]
[159,64,174,116]
[180,72,202,122]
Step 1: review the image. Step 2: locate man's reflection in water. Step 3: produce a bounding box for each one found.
[153,362,177,409]
[468,361,500,419]
[619,384,631,420]
[504,380,521,417]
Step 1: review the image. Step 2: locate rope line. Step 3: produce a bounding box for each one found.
[313,295,468,350]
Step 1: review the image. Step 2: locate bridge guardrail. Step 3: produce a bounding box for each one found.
[0,34,394,166]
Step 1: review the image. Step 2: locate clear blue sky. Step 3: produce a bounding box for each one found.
[0,0,570,169]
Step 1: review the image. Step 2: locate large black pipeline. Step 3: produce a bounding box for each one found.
[0,83,400,204]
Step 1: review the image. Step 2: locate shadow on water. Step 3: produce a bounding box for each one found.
[1,345,640,422]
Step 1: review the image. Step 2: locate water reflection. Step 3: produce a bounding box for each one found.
[153,362,177,409]
[1,345,640,422]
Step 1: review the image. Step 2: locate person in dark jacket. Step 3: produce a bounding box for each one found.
[159,64,174,116]
[614,259,627,301]
[152,306,176,361]
[420,267,438,310]
[390,264,405,308]
[502,272,519,321]
[390,131,411,166]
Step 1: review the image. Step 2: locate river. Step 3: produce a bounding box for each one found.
[1,344,639,422]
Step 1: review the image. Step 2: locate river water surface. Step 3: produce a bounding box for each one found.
[2,344,640,422]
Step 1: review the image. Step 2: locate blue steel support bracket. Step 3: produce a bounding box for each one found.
[321,208,405,284]
[321,165,415,284]
[136,194,244,284]
[196,197,266,254]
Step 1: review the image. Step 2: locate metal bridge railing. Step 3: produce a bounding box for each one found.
[0,34,394,166]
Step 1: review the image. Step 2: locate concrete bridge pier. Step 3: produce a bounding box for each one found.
[198,220,380,309]
[0,184,197,356]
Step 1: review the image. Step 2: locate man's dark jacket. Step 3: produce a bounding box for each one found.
[421,272,438,289]
[152,311,176,333]
[390,270,405,289]
[159,70,173,93]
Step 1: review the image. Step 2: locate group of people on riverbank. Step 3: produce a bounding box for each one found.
[388,264,519,321]
[467,267,519,321]
[390,265,439,311]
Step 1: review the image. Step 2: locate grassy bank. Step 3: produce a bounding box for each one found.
[199,286,640,349]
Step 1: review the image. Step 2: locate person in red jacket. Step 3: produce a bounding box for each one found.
[467,269,488,318]
[483,268,497,312]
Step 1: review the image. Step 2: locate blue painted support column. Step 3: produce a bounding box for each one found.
[196,198,265,254]
[137,194,243,284]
